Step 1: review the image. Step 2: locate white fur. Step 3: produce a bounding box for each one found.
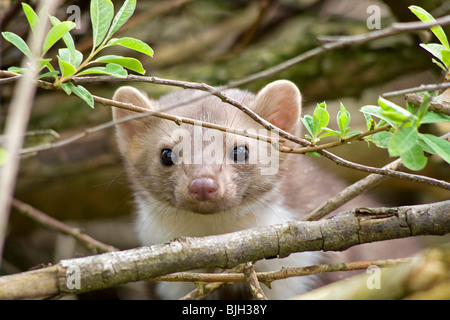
[134,189,322,299]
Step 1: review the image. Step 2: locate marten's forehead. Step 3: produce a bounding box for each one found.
[157,89,256,127]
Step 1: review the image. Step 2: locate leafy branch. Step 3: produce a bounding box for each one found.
[410,5,450,78]
[300,95,450,171]
[2,0,153,107]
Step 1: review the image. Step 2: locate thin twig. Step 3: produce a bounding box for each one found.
[244,262,267,300]
[382,82,450,98]
[179,264,246,300]
[11,199,118,253]
[153,258,410,283]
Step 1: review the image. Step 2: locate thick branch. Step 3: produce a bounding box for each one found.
[405,92,450,117]
[0,201,448,299]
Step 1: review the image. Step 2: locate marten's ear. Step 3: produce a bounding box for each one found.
[112,86,156,141]
[112,86,153,119]
[253,80,301,136]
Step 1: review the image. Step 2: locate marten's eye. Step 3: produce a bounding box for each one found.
[160,148,178,167]
[231,145,249,164]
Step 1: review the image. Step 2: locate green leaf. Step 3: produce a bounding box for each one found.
[8,66,25,73]
[60,82,73,95]
[37,58,54,73]
[378,97,414,118]
[409,5,450,49]
[371,131,392,148]
[417,137,436,155]
[37,71,60,79]
[76,63,127,77]
[378,97,416,125]
[419,134,450,164]
[388,127,418,157]
[22,3,40,35]
[107,37,154,57]
[442,50,450,68]
[421,111,450,123]
[62,82,94,108]
[320,127,341,137]
[58,57,76,78]
[94,55,145,74]
[306,152,321,157]
[337,102,351,135]
[360,105,398,128]
[416,92,430,125]
[431,58,447,71]
[346,131,362,138]
[91,0,114,48]
[106,0,136,41]
[420,43,445,63]
[301,115,314,138]
[399,144,427,171]
[2,32,31,57]
[363,113,374,131]
[42,21,76,55]
[50,16,78,64]
[58,48,83,68]
[312,103,329,137]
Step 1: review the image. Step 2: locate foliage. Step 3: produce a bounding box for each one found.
[409,5,450,76]
[362,95,450,171]
[301,93,450,171]
[301,102,361,145]
[1,0,153,107]
[301,6,450,171]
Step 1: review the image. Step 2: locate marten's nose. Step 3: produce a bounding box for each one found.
[188,178,218,201]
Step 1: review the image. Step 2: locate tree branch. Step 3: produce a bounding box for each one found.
[382,82,450,99]
[0,200,448,299]
[153,258,408,283]
[405,92,450,117]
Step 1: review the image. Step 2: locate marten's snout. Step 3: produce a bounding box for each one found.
[188,178,218,202]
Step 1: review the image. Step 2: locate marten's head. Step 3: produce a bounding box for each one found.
[112,80,301,215]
